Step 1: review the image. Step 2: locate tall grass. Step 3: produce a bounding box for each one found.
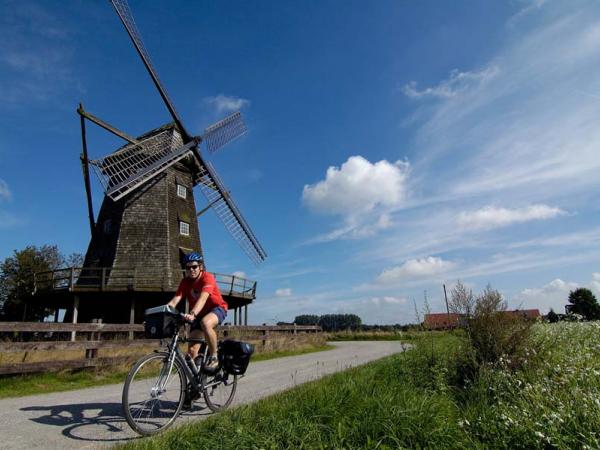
[121,332,473,450]
[121,323,600,449]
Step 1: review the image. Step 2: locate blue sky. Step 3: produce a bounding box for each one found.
[1,0,600,324]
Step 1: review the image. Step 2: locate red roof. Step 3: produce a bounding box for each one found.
[424,309,540,329]
[424,313,462,330]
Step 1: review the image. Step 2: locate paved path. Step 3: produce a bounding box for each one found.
[0,341,408,449]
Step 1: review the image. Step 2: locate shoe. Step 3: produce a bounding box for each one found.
[205,355,219,371]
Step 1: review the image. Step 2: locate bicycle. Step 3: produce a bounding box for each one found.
[122,306,250,436]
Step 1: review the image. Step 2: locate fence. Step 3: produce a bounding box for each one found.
[0,322,321,375]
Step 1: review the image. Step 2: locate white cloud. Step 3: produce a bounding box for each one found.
[275,288,292,298]
[457,204,566,231]
[376,257,456,284]
[232,271,247,279]
[204,94,250,115]
[407,8,600,204]
[305,213,393,244]
[369,296,407,306]
[0,179,11,201]
[591,272,600,293]
[513,278,578,313]
[403,66,499,100]
[302,156,410,216]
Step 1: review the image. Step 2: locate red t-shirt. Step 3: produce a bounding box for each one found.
[175,271,227,317]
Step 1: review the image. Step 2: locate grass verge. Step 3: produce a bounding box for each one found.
[0,344,334,399]
[119,323,600,449]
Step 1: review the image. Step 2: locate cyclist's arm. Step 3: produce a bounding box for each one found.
[167,294,183,309]
[189,291,210,318]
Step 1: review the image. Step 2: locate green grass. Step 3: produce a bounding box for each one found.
[0,344,334,399]
[119,323,600,449]
[120,332,468,450]
[0,368,129,399]
[328,329,441,341]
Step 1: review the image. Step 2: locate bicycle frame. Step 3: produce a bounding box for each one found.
[158,319,210,393]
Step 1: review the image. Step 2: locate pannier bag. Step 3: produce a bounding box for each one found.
[144,305,179,339]
[221,340,255,375]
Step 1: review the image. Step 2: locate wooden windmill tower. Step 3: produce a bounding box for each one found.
[32,0,266,325]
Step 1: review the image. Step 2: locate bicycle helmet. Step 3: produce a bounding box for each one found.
[184,252,204,265]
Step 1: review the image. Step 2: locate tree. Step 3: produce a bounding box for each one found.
[0,245,82,321]
[449,280,475,317]
[317,314,362,332]
[547,308,559,323]
[567,288,600,321]
[294,314,320,326]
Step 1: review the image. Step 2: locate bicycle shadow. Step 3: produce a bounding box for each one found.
[21,400,212,443]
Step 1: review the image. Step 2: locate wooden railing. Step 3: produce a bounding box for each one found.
[0,322,321,375]
[33,267,257,299]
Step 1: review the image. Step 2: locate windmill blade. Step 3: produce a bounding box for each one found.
[202,111,248,154]
[90,130,196,201]
[195,161,267,264]
[110,0,191,142]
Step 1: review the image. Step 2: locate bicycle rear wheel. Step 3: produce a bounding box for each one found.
[202,368,237,412]
[122,352,186,435]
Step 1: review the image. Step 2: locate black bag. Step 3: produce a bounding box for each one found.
[144,305,178,339]
[220,340,254,375]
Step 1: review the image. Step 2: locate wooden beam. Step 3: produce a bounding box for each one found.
[0,339,157,352]
[79,103,95,236]
[77,105,139,145]
[0,356,133,376]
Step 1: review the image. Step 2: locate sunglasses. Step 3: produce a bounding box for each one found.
[186,265,201,270]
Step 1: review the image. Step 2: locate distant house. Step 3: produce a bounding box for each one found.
[424,313,463,330]
[506,309,541,320]
[424,309,541,330]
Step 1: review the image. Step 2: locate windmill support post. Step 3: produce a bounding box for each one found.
[244,305,248,326]
[79,104,96,236]
[71,296,80,342]
[129,298,136,340]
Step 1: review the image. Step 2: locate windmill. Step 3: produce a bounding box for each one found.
[34,0,266,326]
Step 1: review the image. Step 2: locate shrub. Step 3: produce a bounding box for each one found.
[455,285,536,381]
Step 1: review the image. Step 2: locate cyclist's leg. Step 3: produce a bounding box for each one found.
[200,312,219,357]
[188,320,203,359]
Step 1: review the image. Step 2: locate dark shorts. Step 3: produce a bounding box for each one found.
[190,307,227,331]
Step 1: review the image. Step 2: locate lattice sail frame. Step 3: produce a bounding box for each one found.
[108,0,267,264]
[90,130,195,201]
[203,111,248,154]
[195,161,267,264]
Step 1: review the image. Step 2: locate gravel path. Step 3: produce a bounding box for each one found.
[0,341,408,449]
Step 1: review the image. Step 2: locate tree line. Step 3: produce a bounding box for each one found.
[293,314,362,332]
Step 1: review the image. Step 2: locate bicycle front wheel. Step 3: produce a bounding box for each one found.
[202,368,237,412]
[122,352,186,436]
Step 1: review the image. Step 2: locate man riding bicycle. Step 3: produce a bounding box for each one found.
[168,253,227,372]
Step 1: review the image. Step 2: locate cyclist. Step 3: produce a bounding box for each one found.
[168,253,227,372]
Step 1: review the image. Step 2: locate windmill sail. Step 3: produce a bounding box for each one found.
[203,111,248,154]
[110,0,191,141]
[109,0,267,264]
[195,161,267,264]
[90,130,196,201]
